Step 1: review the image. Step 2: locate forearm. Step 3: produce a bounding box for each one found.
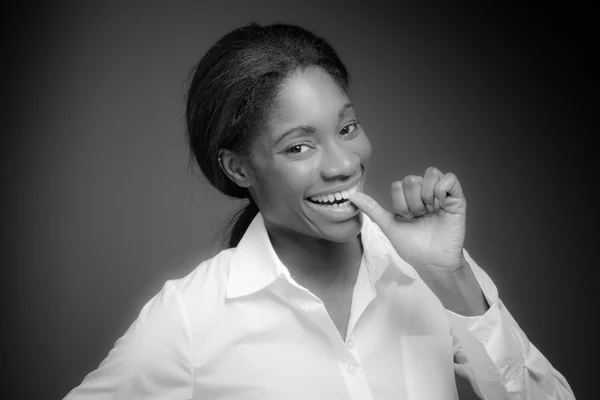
[419,255,489,316]
[445,250,576,399]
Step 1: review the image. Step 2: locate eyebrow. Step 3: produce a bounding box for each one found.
[274,102,355,146]
[338,102,354,119]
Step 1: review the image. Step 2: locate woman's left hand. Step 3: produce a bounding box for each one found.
[349,166,467,274]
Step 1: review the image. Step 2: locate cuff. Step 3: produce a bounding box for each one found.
[448,299,526,380]
[445,251,527,382]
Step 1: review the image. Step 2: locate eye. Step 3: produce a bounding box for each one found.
[340,122,359,136]
[286,143,312,154]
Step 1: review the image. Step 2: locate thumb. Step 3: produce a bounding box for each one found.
[349,191,394,236]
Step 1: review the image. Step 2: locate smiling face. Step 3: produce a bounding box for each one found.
[246,67,372,243]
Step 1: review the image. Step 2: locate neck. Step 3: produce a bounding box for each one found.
[265,224,363,289]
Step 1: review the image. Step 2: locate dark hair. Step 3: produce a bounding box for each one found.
[185,23,350,248]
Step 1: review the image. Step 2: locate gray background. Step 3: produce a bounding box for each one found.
[2,2,592,399]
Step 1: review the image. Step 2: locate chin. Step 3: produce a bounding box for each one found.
[315,215,363,243]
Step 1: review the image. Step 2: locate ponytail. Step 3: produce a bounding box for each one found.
[220,198,259,249]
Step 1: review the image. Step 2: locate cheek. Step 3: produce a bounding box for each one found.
[279,162,319,200]
[260,161,318,204]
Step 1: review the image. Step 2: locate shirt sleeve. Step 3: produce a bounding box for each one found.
[446,250,576,400]
[63,280,194,400]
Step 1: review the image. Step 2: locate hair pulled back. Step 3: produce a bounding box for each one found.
[185,23,350,248]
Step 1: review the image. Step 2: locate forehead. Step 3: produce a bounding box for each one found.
[270,68,349,126]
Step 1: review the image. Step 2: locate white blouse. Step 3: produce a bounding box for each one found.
[65,213,575,399]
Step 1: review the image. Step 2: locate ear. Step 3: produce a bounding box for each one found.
[218,149,254,188]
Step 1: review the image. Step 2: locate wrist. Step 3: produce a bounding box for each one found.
[419,256,489,316]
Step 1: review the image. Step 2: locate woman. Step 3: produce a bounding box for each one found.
[65,23,575,399]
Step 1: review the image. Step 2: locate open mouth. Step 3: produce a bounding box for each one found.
[306,183,359,208]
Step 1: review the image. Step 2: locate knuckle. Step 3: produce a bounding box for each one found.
[426,166,440,175]
[445,172,457,180]
[404,175,421,185]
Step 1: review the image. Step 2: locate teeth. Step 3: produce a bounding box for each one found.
[308,182,360,204]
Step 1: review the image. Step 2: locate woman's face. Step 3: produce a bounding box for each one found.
[248,67,372,243]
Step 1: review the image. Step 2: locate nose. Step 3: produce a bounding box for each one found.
[321,140,359,180]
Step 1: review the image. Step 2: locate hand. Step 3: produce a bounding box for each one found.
[349,167,467,273]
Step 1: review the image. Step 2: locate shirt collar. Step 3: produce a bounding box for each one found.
[226,212,417,299]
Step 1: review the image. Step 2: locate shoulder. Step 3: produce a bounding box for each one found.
[125,248,235,348]
[168,248,234,305]
[154,248,235,333]
[112,249,236,368]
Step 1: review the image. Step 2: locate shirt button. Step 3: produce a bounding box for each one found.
[347,364,358,375]
[347,339,355,349]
